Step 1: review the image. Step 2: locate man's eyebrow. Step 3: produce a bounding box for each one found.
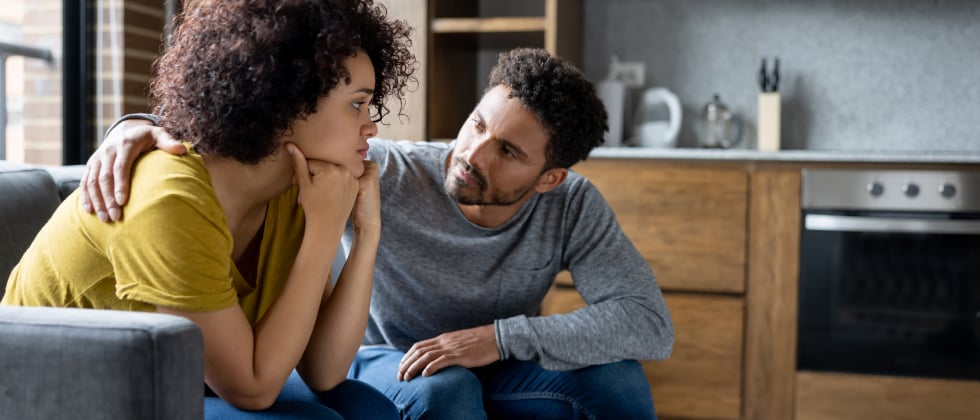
[500,139,527,159]
[474,110,527,158]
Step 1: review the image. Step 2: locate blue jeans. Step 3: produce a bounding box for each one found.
[205,370,398,419]
[349,347,656,420]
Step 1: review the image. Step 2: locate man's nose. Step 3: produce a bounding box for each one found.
[464,135,494,169]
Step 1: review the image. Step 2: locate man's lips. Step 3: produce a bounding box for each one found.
[456,165,484,188]
[357,145,369,159]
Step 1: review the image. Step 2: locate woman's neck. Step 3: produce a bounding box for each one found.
[201,147,293,232]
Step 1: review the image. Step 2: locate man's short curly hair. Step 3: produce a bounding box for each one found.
[151,0,416,164]
[488,48,607,170]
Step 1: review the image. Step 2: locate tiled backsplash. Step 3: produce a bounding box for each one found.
[583,0,980,152]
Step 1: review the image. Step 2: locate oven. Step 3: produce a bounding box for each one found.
[797,169,980,381]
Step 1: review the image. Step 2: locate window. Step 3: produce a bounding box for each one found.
[1,0,63,163]
[2,0,170,165]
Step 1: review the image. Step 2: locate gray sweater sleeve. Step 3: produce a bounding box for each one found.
[494,180,674,370]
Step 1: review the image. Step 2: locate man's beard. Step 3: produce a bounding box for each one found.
[444,157,535,206]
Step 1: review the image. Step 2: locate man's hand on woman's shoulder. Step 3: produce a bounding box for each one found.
[81,118,185,222]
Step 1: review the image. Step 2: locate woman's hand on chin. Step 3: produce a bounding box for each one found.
[285,143,358,232]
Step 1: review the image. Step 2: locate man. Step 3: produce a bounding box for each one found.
[84,48,673,419]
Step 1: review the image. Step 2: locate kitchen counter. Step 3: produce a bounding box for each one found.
[589,147,980,164]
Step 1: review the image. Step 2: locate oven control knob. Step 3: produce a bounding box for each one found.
[939,183,956,198]
[902,183,920,197]
[867,182,884,197]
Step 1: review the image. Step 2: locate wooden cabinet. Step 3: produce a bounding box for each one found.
[795,371,980,420]
[648,294,744,418]
[543,280,744,419]
[377,0,582,141]
[541,159,760,420]
[743,168,801,420]
[571,159,748,294]
[543,158,980,419]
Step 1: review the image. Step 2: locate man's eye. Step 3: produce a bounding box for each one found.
[502,145,517,158]
[352,101,366,111]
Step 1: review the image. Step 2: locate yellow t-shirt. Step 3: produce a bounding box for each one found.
[2,147,305,325]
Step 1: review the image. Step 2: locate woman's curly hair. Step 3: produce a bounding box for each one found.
[151,0,416,164]
[487,48,607,170]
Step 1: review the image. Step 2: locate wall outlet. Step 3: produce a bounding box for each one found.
[610,61,645,88]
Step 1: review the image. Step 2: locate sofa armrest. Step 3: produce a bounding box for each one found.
[0,306,204,420]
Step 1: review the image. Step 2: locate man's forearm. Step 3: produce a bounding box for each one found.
[104,113,160,140]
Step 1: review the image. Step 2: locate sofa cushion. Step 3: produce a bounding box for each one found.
[44,164,87,200]
[0,162,62,294]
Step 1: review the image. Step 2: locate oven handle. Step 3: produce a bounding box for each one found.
[805,214,980,235]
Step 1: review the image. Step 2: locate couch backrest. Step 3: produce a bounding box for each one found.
[0,162,64,297]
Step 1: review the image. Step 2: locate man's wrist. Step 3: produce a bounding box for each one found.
[104,113,160,140]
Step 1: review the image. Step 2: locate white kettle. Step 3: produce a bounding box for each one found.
[632,87,682,148]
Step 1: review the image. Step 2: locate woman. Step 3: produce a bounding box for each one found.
[1,0,414,418]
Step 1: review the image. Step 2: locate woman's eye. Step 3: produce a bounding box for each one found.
[352,101,366,111]
[471,118,484,132]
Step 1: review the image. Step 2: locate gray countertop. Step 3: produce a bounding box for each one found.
[588,147,980,164]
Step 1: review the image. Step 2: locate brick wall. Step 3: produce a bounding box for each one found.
[1,2,26,161]
[21,0,62,164]
[16,0,166,165]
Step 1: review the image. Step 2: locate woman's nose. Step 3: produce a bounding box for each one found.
[363,119,378,138]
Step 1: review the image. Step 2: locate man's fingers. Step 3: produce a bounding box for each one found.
[397,348,418,381]
[112,137,142,209]
[398,341,429,370]
[97,152,119,221]
[151,126,186,155]
[421,355,451,377]
[85,160,109,222]
[401,353,433,381]
[80,153,103,214]
[111,156,131,210]
[398,338,451,380]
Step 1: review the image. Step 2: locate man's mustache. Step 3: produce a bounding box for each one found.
[454,157,487,188]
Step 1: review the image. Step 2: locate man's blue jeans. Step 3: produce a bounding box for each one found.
[204,370,398,419]
[349,347,657,419]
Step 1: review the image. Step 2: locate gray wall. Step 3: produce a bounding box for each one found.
[583,0,980,151]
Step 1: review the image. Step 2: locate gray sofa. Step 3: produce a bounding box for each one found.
[0,161,204,419]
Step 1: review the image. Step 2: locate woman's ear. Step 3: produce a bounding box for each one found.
[534,168,568,194]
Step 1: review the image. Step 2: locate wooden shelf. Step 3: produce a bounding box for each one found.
[377,0,581,142]
[431,17,547,33]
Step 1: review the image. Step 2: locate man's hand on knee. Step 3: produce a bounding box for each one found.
[397,324,501,381]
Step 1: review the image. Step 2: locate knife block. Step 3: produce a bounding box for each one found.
[757,92,781,152]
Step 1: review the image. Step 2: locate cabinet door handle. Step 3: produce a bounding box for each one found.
[805,214,980,235]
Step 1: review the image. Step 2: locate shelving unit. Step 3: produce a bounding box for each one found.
[377,0,581,142]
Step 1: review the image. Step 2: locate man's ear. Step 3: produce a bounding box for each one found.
[534,168,568,194]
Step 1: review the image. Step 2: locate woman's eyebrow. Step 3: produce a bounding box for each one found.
[349,87,375,95]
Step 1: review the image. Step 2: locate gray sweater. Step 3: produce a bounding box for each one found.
[343,139,673,370]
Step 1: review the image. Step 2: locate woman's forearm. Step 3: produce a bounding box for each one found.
[241,224,345,401]
[158,224,343,411]
[298,228,380,390]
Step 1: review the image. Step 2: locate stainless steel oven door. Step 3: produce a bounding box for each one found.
[798,169,980,381]
[798,211,980,381]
